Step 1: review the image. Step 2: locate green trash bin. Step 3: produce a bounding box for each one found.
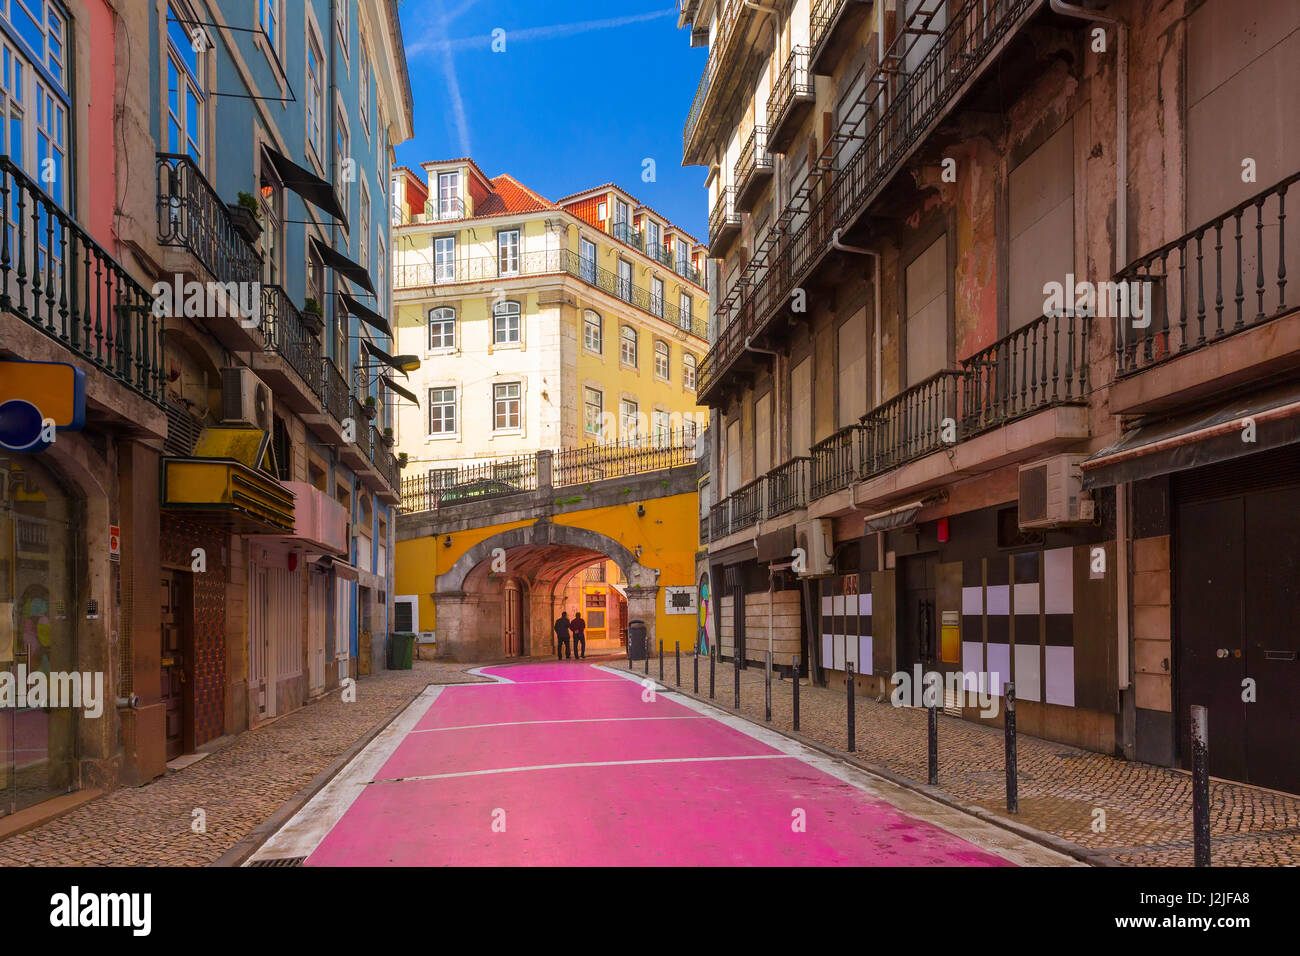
[388,633,415,670]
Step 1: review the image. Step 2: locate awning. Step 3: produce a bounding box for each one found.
[340,290,391,336]
[310,236,376,296]
[363,339,408,376]
[382,374,419,406]
[1082,380,1300,488]
[261,145,348,226]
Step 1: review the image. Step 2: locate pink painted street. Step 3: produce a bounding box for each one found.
[253,661,1070,867]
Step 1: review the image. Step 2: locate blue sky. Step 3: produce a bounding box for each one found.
[394,0,711,240]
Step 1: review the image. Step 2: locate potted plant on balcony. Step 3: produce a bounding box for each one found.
[397,452,409,468]
[301,297,325,334]
[363,395,378,420]
[382,426,394,445]
[229,191,263,245]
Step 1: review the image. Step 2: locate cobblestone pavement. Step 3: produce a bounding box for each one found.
[619,654,1300,866]
[0,660,492,866]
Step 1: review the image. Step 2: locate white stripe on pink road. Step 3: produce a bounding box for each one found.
[249,661,1078,867]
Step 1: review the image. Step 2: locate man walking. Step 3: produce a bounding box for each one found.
[554,611,572,660]
[571,612,587,660]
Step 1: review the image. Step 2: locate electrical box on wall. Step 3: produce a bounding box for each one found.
[1018,455,1094,528]
[794,518,834,577]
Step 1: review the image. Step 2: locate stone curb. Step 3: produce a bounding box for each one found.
[617,661,1122,868]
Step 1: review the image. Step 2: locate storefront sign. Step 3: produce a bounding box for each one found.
[0,360,85,452]
[109,526,121,563]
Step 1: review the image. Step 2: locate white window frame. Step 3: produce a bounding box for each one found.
[584,386,603,437]
[620,399,639,440]
[654,340,670,381]
[580,237,597,283]
[428,306,456,351]
[165,2,205,166]
[305,28,325,165]
[650,275,665,317]
[617,258,632,301]
[493,300,522,346]
[683,352,697,391]
[358,35,371,137]
[620,325,637,368]
[428,386,457,437]
[434,235,455,282]
[583,309,602,354]
[493,381,523,432]
[438,170,459,219]
[498,228,521,276]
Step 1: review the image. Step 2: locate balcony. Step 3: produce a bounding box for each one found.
[1110,171,1300,416]
[340,395,374,473]
[861,370,965,477]
[367,424,401,502]
[302,357,350,444]
[708,187,742,258]
[0,156,164,411]
[682,0,767,166]
[810,0,873,76]
[708,499,732,543]
[766,456,811,517]
[610,220,644,253]
[156,153,263,353]
[280,480,348,555]
[811,425,863,500]
[252,285,321,414]
[733,475,765,527]
[735,126,774,212]
[701,0,1042,404]
[434,196,465,222]
[768,47,815,154]
[392,248,708,338]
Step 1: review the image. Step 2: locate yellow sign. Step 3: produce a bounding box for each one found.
[0,360,85,428]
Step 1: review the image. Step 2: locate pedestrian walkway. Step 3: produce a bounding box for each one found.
[626,653,1300,866]
[250,660,1073,866]
[0,661,490,866]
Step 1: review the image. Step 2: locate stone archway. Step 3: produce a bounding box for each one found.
[431,519,660,662]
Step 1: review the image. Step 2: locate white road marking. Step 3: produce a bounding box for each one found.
[409,715,710,733]
[368,753,794,784]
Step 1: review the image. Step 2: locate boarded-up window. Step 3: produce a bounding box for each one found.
[726,417,742,495]
[754,391,772,475]
[790,357,812,457]
[837,307,868,426]
[1009,120,1074,331]
[904,236,947,387]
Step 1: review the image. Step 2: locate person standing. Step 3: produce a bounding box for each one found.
[571,612,587,660]
[554,611,572,660]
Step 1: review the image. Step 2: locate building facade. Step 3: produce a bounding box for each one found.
[389,162,711,655]
[682,0,1300,793]
[0,0,413,820]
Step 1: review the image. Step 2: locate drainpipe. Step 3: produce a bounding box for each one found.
[831,229,882,406]
[1049,0,1132,757]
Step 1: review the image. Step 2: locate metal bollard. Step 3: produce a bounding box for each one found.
[675,642,681,686]
[643,644,649,675]
[846,662,856,752]
[1191,705,1210,867]
[709,646,716,699]
[658,640,663,681]
[765,651,772,723]
[1005,682,1018,813]
[693,648,699,694]
[734,649,741,709]
[927,701,939,786]
[792,655,800,732]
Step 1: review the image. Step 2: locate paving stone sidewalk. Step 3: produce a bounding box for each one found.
[622,653,1300,866]
[0,660,491,866]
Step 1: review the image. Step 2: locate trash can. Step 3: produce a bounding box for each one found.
[627,620,648,661]
[388,632,415,670]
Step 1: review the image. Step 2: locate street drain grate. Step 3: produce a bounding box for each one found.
[247,856,306,867]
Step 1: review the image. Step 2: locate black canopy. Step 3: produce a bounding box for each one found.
[382,374,419,406]
[340,290,391,336]
[261,144,348,226]
[362,338,409,377]
[310,236,377,296]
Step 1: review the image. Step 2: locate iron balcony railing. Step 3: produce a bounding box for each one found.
[434,197,465,221]
[961,312,1091,436]
[676,259,704,287]
[393,248,708,339]
[318,358,349,426]
[400,455,538,512]
[702,0,1036,400]
[861,370,965,478]
[708,499,732,542]
[766,456,811,517]
[368,424,400,490]
[709,187,741,248]
[554,429,697,486]
[610,220,643,252]
[1115,170,1299,377]
[156,153,261,288]
[810,425,863,499]
[350,396,373,457]
[0,157,164,406]
[699,510,710,545]
[811,0,853,56]
[261,285,320,391]
[733,475,765,527]
[735,126,773,205]
[768,47,814,139]
[682,0,753,158]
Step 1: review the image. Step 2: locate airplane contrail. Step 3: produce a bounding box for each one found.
[406,8,676,57]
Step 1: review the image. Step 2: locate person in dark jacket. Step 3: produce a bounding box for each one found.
[554,612,572,660]
[570,613,587,660]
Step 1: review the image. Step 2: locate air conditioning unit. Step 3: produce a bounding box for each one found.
[1018,454,1094,529]
[794,518,834,577]
[221,367,273,430]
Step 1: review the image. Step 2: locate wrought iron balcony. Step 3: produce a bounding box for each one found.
[810,425,863,500]
[708,187,741,257]
[610,220,643,252]
[156,153,261,287]
[768,47,815,153]
[368,424,400,490]
[735,126,774,212]
[554,429,697,486]
[433,196,465,221]
[1115,171,1298,378]
[260,285,321,393]
[318,357,350,426]
[709,499,732,542]
[733,474,765,527]
[860,370,965,479]
[1,157,164,406]
[766,456,811,517]
[810,0,872,75]
[392,248,708,339]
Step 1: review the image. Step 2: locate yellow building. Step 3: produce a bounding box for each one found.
[387,162,710,656]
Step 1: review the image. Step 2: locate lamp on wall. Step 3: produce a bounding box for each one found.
[634,545,643,559]
[636,504,646,517]
[443,535,452,548]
